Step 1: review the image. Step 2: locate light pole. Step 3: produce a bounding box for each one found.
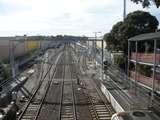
[9,39,25,79]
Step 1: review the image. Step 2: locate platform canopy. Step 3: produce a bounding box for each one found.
[128,31,160,41]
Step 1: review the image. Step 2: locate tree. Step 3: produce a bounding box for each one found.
[114,55,125,69]
[131,0,160,8]
[104,10,159,54]
[125,11,159,33]
[104,22,124,51]
[0,62,11,80]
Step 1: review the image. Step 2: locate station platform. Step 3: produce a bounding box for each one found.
[94,65,160,117]
[82,59,158,114]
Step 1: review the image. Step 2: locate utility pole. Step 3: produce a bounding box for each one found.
[123,0,126,20]
[101,39,104,80]
[93,32,101,69]
[94,33,97,69]
[9,40,16,78]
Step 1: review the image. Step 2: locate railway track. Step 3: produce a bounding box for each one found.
[80,73,115,120]
[71,46,115,120]
[18,51,61,120]
[18,45,115,120]
[107,65,160,110]
[0,50,50,94]
[106,67,137,108]
[0,66,35,90]
[58,50,77,120]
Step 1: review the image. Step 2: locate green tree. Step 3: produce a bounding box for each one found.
[104,22,124,51]
[131,0,160,8]
[0,62,11,80]
[114,55,125,69]
[104,10,159,54]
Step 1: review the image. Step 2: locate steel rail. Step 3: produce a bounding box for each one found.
[33,61,58,120]
[92,79,115,114]
[39,52,47,80]
[106,69,135,105]
[70,56,77,120]
[0,57,36,87]
[58,48,78,120]
[80,73,115,120]
[0,65,34,89]
[0,49,54,89]
[30,51,64,120]
[82,81,99,120]
[18,49,64,120]
[58,58,65,120]
[18,52,56,120]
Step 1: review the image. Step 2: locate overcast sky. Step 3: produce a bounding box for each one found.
[0,0,159,37]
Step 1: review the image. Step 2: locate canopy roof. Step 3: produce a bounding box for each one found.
[128,31,160,41]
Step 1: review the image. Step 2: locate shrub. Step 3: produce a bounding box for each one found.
[114,55,125,70]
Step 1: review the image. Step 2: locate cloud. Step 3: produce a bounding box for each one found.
[0,1,31,15]
[0,0,159,36]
